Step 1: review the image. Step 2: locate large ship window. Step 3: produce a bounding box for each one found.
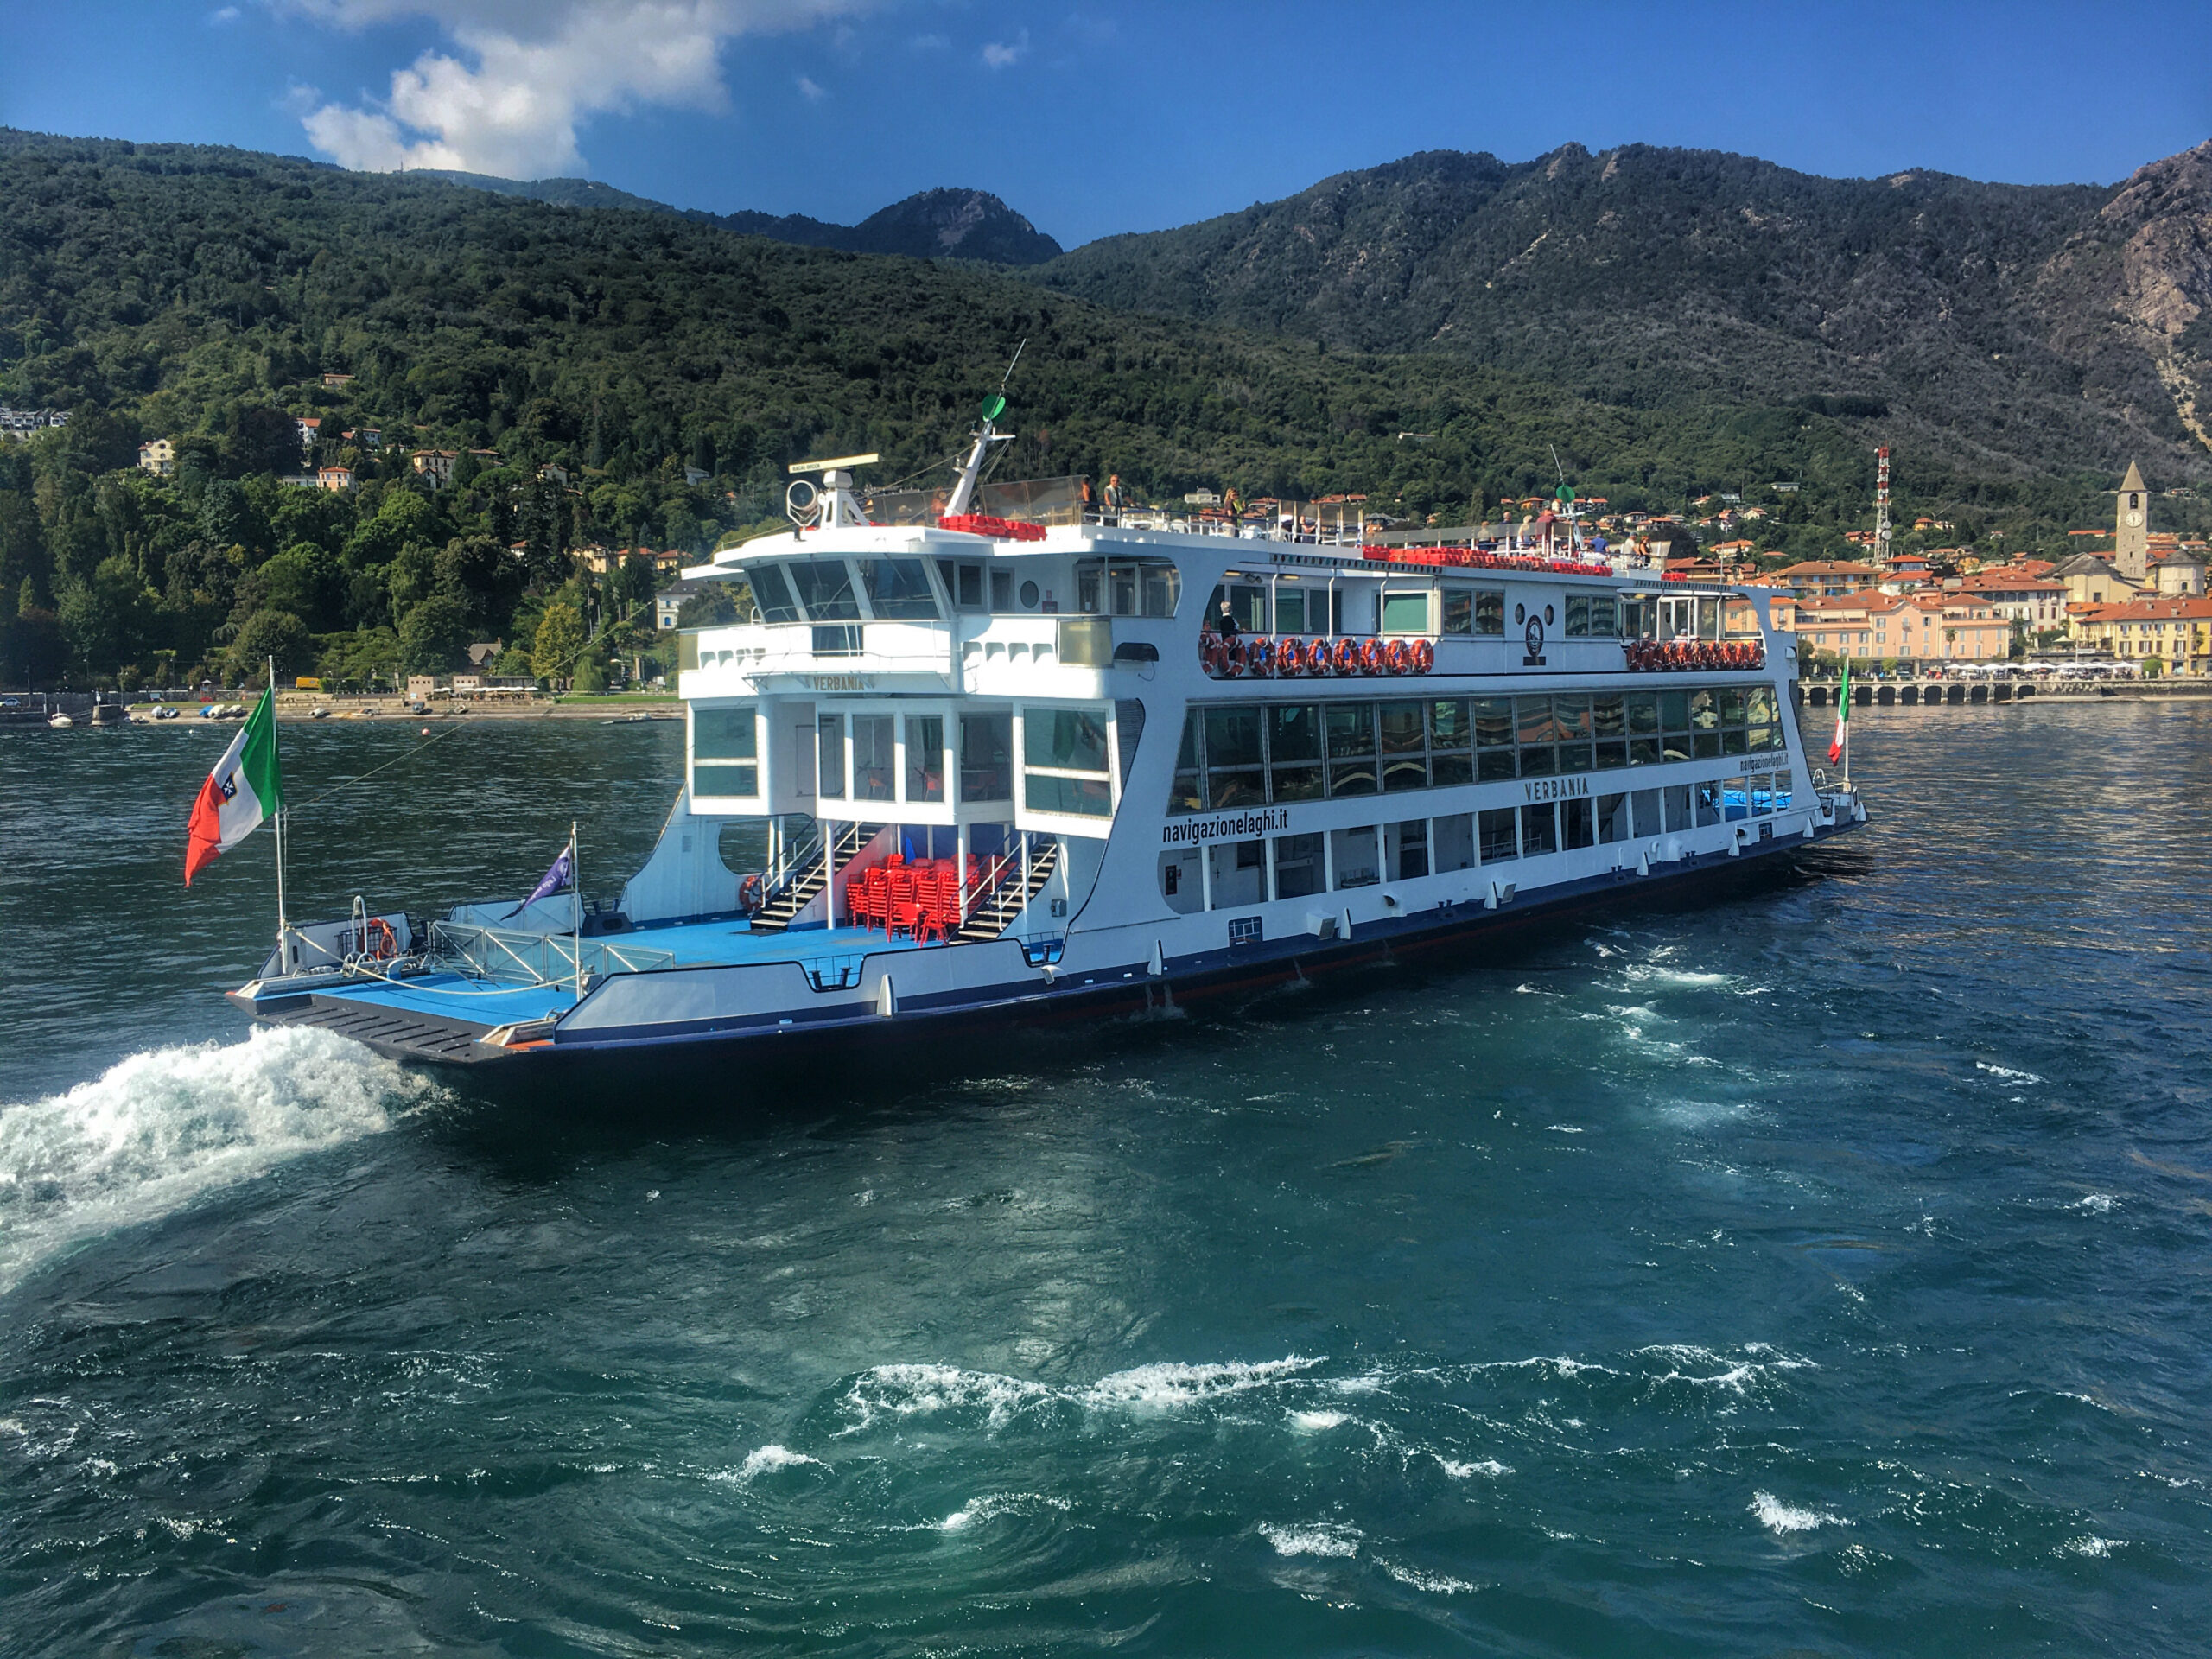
[1515,696,1559,779]
[1378,701,1428,791]
[690,704,758,798]
[791,559,861,621]
[1592,694,1627,769]
[1597,792,1631,843]
[1564,593,1620,639]
[1553,695,1594,773]
[959,712,1012,802]
[1387,819,1428,880]
[1521,802,1558,856]
[1381,591,1432,635]
[1077,559,1181,618]
[1274,586,1316,633]
[864,558,939,620]
[1478,807,1519,862]
[1474,696,1515,781]
[1325,703,1377,796]
[1330,825,1380,889]
[1433,813,1475,872]
[1266,702,1324,802]
[747,563,801,625]
[851,715,895,803]
[1209,579,1268,633]
[1022,705,1113,817]
[905,715,945,802]
[1201,706,1264,809]
[1429,698,1473,786]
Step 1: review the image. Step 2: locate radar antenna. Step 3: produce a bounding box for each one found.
[945,340,1026,518]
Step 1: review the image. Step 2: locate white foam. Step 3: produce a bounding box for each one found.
[1378,1559,1478,1593]
[1289,1409,1348,1431]
[937,1492,1070,1531]
[1751,1491,1847,1535]
[0,1026,431,1292]
[736,1444,823,1480]
[1974,1060,2044,1084]
[2072,1194,2118,1214]
[2063,1535,2121,1558]
[1080,1355,1321,1408]
[1543,1125,1586,1134]
[836,1363,1052,1433]
[1260,1521,1361,1558]
[1437,1456,1511,1478]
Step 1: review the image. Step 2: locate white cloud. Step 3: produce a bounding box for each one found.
[284,1,870,179]
[209,5,243,22]
[908,30,948,51]
[980,28,1028,69]
[796,73,825,100]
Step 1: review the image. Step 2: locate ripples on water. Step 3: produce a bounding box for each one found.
[2,706,2209,1655]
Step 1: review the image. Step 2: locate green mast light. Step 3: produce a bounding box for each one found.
[982,394,1006,422]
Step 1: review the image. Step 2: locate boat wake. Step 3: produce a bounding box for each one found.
[0,1026,435,1293]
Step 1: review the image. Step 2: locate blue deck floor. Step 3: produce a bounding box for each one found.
[309,921,925,1026]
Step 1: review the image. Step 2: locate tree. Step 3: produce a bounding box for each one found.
[531,601,586,685]
[397,594,472,673]
[676,584,739,626]
[227,608,313,684]
[56,556,146,681]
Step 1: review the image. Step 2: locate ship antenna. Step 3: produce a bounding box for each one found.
[946,340,1026,518]
[1549,444,1581,552]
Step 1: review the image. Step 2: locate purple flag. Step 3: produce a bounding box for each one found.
[504,843,575,919]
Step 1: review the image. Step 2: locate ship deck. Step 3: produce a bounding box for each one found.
[304,920,930,1027]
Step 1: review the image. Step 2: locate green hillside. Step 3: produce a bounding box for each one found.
[0,130,2159,690]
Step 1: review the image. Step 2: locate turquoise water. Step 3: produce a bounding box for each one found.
[3,707,2209,1656]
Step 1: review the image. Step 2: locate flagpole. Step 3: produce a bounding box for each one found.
[571,820,582,1004]
[270,655,289,970]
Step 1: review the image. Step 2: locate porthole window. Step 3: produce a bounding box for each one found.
[1020,580,1040,609]
[1514,602,1526,626]
[1544,603,1555,626]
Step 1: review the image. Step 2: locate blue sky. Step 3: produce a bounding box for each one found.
[3,1,2209,247]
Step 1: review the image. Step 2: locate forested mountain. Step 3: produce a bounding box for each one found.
[421,171,1063,264]
[0,128,2183,690]
[1033,142,2212,485]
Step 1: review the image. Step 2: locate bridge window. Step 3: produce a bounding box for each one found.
[691,704,758,798]
[747,563,801,624]
[791,559,861,621]
[863,558,939,620]
[935,560,984,611]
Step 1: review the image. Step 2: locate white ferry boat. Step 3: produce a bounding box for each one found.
[232,407,1866,1069]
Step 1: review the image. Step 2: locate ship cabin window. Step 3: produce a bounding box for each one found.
[1381,590,1433,635]
[1631,789,1662,838]
[1273,833,1324,899]
[1274,583,1319,634]
[1387,818,1428,880]
[1208,578,1269,632]
[863,558,939,620]
[905,715,945,803]
[691,703,759,798]
[937,560,987,611]
[817,714,845,799]
[1433,813,1475,872]
[851,715,895,803]
[1561,797,1596,850]
[1665,785,1693,833]
[1521,803,1558,856]
[1202,706,1265,809]
[1597,792,1630,843]
[1076,559,1181,618]
[1440,587,1506,635]
[1565,594,1619,638]
[1021,704,1114,817]
[747,563,802,625]
[1208,839,1266,908]
[1325,703,1377,796]
[790,558,861,621]
[1478,807,1519,862]
[959,712,1013,802]
[990,569,1014,612]
[1694,780,1724,828]
[1330,825,1380,889]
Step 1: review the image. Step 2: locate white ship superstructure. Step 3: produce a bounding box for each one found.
[233,430,1865,1069]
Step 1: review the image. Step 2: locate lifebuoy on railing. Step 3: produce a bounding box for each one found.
[1382,639,1410,675]
[1412,639,1434,674]
[359,917,397,960]
[1333,637,1361,676]
[1357,638,1383,674]
[738,874,764,914]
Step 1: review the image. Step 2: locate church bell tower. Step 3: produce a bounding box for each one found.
[2115,460,2151,582]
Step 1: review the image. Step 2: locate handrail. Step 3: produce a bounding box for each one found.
[427,919,677,987]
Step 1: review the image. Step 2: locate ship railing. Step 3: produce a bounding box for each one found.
[428,920,677,988]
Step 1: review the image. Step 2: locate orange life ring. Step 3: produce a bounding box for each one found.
[1205,638,1230,675]
[1304,638,1327,675]
[1332,637,1361,675]
[1411,639,1435,673]
[1358,638,1383,674]
[1227,637,1250,677]
[1382,639,1409,674]
[361,917,397,959]
[739,874,764,912]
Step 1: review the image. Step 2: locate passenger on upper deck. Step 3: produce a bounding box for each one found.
[1216,598,1241,640]
[1103,474,1128,524]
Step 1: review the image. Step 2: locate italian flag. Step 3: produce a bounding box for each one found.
[185,685,283,886]
[1828,659,1851,766]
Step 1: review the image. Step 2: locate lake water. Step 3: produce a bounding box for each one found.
[3,705,2209,1656]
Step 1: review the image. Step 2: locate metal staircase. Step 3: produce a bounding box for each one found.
[957,839,1060,942]
[748,821,887,933]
